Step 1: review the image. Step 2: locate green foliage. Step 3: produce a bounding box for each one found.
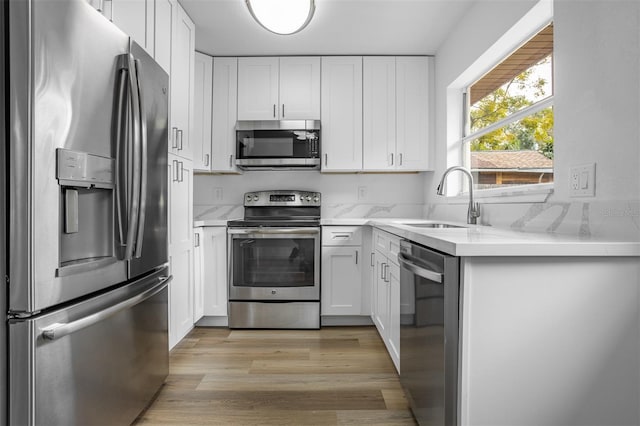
[469,58,554,159]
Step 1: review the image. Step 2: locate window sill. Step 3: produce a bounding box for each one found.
[441,183,554,204]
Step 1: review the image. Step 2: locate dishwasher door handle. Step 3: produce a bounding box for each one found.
[397,252,443,283]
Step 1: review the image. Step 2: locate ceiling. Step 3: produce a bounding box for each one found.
[180,0,478,57]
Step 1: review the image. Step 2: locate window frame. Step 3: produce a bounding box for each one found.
[443,0,554,203]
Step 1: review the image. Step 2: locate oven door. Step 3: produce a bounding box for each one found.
[228,227,320,301]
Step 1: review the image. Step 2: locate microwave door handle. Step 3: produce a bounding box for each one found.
[133,58,147,258]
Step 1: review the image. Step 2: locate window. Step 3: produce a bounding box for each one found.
[463,23,554,191]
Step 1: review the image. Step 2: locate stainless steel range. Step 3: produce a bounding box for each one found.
[227,190,321,329]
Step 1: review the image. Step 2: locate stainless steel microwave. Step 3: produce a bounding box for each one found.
[235,120,320,170]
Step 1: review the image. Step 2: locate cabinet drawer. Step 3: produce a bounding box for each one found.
[373,228,401,264]
[322,226,363,246]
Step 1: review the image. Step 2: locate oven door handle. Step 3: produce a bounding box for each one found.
[228,228,320,235]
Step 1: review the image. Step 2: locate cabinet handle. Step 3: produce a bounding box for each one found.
[194,233,200,247]
[399,153,403,166]
[324,153,328,167]
[204,154,210,167]
[282,104,285,118]
[385,264,390,283]
[176,129,183,151]
[172,127,178,149]
[229,154,233,168]
[370,252,375,267]
[273,104,276,118]
[355,250,358,265]
[390,153,394,166]
[179,161,184,182]
[172,160,178,182]
[381,262,386,280]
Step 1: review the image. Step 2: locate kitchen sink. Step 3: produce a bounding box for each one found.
[404,223,467,229]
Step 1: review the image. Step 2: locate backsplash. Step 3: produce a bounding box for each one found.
[194,171,426,221]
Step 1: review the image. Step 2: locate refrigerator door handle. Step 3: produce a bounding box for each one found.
[133,58,147,259]
[115,58,128,254]
[41,276,172,341]
[117,50,142,261]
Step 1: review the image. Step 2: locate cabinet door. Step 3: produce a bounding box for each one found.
[109,0,154,56]
[279,57,320,119]
[373,254,390,337]
[193,228,204,322]
[237,57,279,120]
[154,0,176,74]
[193,52,213,171]
[168,157,194,348]
[170,5,195,159]
[387,261,401,372]
[212,57,239,172]
[202,227,228,316]
[396,57,430,171]
[321,246,362,315]
[363,57,396,170]
[320,57,363,171]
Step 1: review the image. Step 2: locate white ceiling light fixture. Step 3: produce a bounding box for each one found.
[245,0,315,35]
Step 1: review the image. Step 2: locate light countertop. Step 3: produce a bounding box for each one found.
[193,219,232,227]
[194,218,640,257]
[323,218,640,257]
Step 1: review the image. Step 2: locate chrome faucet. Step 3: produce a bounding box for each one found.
[436,166,480,224]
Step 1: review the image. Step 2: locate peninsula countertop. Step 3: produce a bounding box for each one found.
[321,218,640,257]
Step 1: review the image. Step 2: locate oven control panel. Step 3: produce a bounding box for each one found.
[244,190,321,207]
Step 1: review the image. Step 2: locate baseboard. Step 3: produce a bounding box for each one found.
[196,316,229,327]
[321,315,374,326]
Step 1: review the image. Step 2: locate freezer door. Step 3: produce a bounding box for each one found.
[128,42,169,279]
[9,268,170,426]
[8,0,139,313]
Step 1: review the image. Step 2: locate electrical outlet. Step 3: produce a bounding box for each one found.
[569,163,595,197]
[358,186,367,200]
[214,187,223,201]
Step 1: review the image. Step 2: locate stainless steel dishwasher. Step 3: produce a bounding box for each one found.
[398,240,459,426]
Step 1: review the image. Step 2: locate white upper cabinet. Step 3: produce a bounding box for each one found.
[153,0,176,74]
[363,56,431,171]
[363,57,396,170]
[279,57,321,119]
[211,57,239,172]
[237,57,320,120]
[193,52,213,171]
[237,57,279,120]
[170,4,195,159]
[396,57,430,171]
[321,56,363,171]
[108,0,154,55]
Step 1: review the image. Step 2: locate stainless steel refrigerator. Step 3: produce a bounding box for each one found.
[2,0,171,424]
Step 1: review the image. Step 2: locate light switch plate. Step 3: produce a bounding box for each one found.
[569,163,595,197]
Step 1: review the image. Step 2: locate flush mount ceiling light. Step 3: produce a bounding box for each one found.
[245,0,315,35]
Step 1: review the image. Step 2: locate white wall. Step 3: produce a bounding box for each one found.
[428,0,640,238]
[194,172,426,220]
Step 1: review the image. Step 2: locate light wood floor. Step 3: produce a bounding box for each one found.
[134,326,417,425]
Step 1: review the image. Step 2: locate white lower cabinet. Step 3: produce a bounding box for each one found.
[168,156,194,349]
[202,227,228,317]
[321,226,365,318]
[371,228,401,372]
[193,226,228,325]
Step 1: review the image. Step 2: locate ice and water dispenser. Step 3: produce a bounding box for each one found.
[56,148,115,274]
